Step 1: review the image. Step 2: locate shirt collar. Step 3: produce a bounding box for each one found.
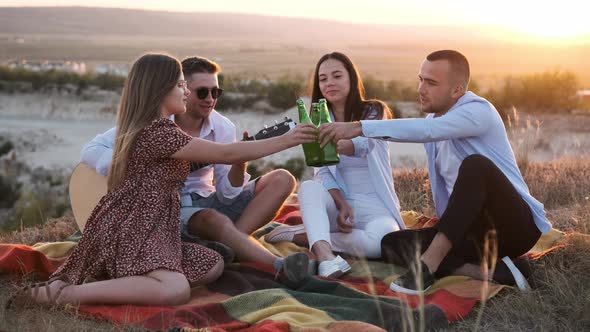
[199,111,216,138]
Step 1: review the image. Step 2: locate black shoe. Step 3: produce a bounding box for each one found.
[282,252,310,283]
[381,227,438,268]
[307,258,319,276]
[492,256,532,291]
[389,260,436,295]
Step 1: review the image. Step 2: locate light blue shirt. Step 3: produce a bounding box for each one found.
[360,92,551,234]
[435,140,461,195]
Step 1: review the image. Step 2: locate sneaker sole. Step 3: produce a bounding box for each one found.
[340,265,352,274]
[389,281,431,295]
[318,256,351,278]
[323,270,345,278]
[320,264,345,278]
[265,225,305,243]
[501,256,531,292]
[283,253,310,283]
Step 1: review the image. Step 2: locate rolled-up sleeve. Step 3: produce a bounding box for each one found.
[351,137,369,157]
[313,166,340,191]
[214,123,251,204]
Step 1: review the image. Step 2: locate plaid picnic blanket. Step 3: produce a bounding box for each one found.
[0,208,563,331]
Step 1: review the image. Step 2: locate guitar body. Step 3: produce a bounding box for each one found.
[69,163,107,232]
[69,117,295,232]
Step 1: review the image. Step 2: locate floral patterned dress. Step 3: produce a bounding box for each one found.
[53,118,221,284]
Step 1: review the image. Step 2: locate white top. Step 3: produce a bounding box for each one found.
[314,109,405,231]
[80,110,250,207]
[337,154,376,195]
[434,140,461,196]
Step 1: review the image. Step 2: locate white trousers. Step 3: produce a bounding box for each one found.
[298,180,400,259]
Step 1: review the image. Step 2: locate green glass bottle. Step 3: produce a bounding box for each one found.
[318,99,340,166]
[296,99,322,167]
[311,103,320,127]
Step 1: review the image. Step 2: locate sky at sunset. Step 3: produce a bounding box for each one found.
[3,0,590,42]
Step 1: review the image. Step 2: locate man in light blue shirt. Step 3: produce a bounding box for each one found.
[319,50,550,294]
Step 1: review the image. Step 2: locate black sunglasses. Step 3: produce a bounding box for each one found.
[194,87,223,100]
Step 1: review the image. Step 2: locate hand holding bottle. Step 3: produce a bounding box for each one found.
[318,121,363,148]
[283,123,318,147]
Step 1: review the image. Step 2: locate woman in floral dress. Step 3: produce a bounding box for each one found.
[9,53,317,307]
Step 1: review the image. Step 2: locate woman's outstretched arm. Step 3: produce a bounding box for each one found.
[172,123,317,164]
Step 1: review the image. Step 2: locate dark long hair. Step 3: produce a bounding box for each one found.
[310,52,391,122]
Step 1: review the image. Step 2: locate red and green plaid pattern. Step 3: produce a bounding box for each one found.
[1,207,561,331]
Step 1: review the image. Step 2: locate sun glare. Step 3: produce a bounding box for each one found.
[510,15,589,40]
[4,0,590,44]
[487,1,590,43]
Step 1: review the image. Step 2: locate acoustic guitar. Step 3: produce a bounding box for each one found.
[69,118,295,232]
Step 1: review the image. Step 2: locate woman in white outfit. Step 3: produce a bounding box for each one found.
[265,52,405,278]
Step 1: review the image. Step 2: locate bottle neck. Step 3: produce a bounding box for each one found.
[298,108,312,123]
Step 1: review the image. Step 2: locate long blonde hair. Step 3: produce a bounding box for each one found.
[107,53,182,190]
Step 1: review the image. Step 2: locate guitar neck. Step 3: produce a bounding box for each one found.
[246,118,295,141]
[189,118,294,172]
[189,135,258,171]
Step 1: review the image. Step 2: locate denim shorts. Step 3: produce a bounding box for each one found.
[179,180,257,241]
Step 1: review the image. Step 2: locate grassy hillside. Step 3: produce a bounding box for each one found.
[0,157,589,331]
[1,7,590,85]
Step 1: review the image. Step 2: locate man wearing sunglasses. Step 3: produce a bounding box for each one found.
[81,56,305,276]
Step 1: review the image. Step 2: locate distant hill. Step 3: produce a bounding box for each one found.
[1,7,590,86]
[0,6,497,44]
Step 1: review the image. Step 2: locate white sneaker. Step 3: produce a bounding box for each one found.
[318,256,351,278]
[265,224,306,243]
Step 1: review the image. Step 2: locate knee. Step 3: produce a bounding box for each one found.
[265,169,296,193]
[298,180,321,196]
[194,209,232,228]
[365,223,398,259]
[362,241,383,259]
[189,209,233,236]
[159,274,191,306]
[461,154,493,172]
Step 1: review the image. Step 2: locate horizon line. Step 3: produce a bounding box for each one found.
[0,5,516,30]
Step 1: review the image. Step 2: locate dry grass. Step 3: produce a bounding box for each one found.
[444,156,590,332]
[0,286,143,332]
[449,232,590,332]
[381,157,590,331]
[0,213,131,331]
[392,167,434,216]
[524,157,590,211]
[1,156,589,331]
[0,212,78,245]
